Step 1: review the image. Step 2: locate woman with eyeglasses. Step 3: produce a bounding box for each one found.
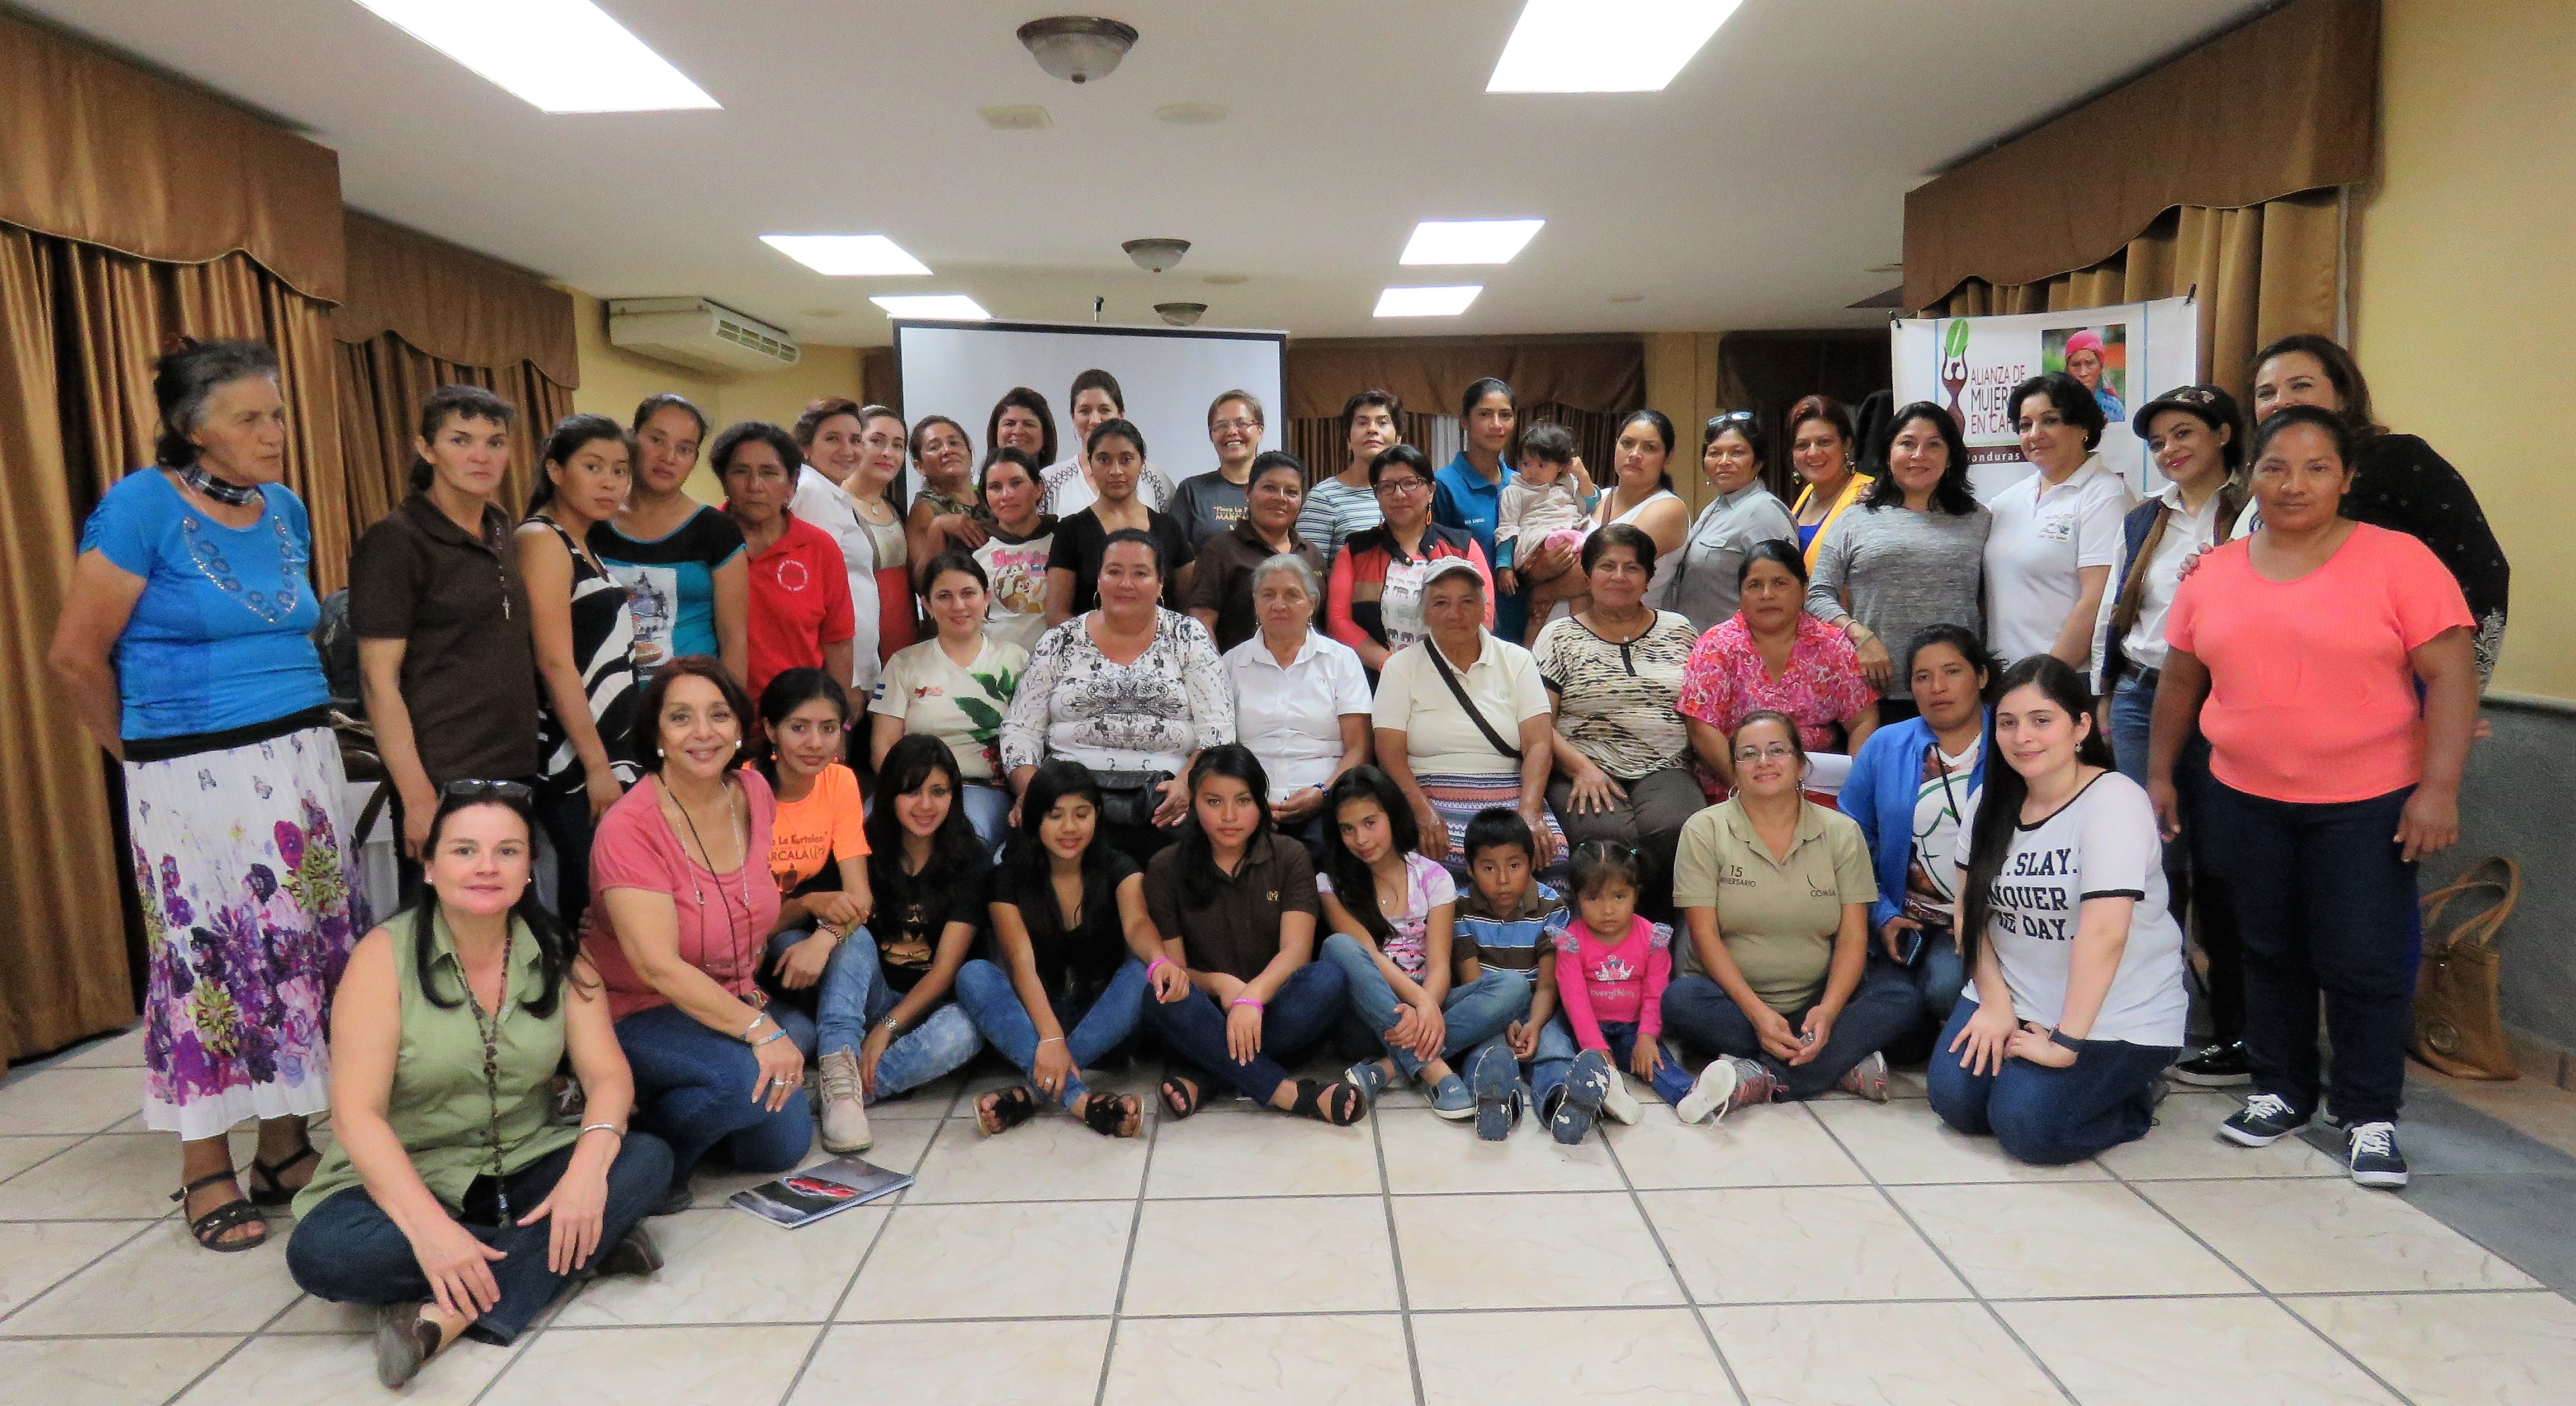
[1983,373,2137,671]
[593,394,747,685]
[1805,402,1991,721]
[1667,411,1795,635]
[717,422,855,709]
[1327,444,1494,674]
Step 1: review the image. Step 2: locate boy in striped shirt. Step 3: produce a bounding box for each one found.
[1454,808,1577,1140]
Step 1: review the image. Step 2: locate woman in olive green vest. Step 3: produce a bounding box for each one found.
[288,784,673,1389]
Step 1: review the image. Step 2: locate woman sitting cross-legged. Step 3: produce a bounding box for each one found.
[290,784,672,1389]
[750,668,875,1154]
[1141,747,1367,1125]
[1663,711,1917,1124]
[956,761,1159,1139]
[1317,767,1528,1121]
[1930,656,2188,1165]
[847,735,991,1107]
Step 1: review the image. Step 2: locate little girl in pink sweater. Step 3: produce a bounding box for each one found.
[1543,843,1695,1144]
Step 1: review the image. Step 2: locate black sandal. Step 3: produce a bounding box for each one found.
[975,1086,1038,1137]
[244,1137,320,1208]
[173,1171,268,1252]
[1288,1078,1367,1127]
[1078,1092,1141,1139]
[1158,1074,1204,1121]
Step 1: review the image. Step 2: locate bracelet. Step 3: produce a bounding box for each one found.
[1038,1036,1066,1047]
[879,1015,905,1036]
[743,1014,768,1042]
[1231,997,1264,1010]
[753,1028,790,1047]
[578,1122,625,1142]
[1147,957,1174,978]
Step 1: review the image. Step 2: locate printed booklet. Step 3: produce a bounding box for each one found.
[727,1156,914,1228]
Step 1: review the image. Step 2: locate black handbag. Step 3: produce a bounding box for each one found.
[1090,769,1175,829]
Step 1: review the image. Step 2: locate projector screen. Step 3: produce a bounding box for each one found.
[892,319,1287,494]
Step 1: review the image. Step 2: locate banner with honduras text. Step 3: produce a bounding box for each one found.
[1892,296,2197,502]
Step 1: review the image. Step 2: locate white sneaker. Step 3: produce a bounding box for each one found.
[1601,1070,1643,1125]
[817,1049,872,1153]
[1674,1059,1740,1125]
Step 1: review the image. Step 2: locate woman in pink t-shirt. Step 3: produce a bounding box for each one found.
[2148,406,2479,1190]
[583,657,803,1208]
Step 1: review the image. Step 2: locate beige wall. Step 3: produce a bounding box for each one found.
[2353,0,2575,700]
[566,289,872,505]
[1642,332,1724,511]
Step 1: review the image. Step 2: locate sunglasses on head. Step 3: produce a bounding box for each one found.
[440,779,533,803]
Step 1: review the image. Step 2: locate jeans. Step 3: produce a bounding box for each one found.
[1587,1020,1696,1105]
[2203,779,2417,1124]
[960,782,1013,855]
[759,930,981,1101]
[953,956,1150,1110]
[1145,961,1347,1104]
[1318,933,1529,1080]
[1661,967,1921,1100]
[1926,1000,2177,1164]
[288,1133,673,1344]
[1545,768,1705,922]
[2111,675,2244,1046]
[616,1005,814,1192]
[1524,1015,1583,1106]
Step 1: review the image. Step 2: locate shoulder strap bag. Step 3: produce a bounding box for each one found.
[1422,640,1521,761]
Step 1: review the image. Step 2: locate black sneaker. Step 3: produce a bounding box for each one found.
[2171,1042,2252,1087]
[2345,1121,2409,1189]
[2219,1092,2310,1147]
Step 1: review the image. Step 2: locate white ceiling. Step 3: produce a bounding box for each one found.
[23,0,2269,344]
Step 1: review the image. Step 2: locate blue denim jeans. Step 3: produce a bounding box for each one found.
[1318,932,1529,1080]
[1144,960,1347,1104]
[1588,1019,1696,1105]
[761,929,982,1102]
[960,782,1013,855]
[289,1133,673,1344]
[953,956,1150,1110]
[1524,1014,1583,1106]
[616,1005,815,1191]
[1926,999,2179,1164]
[1661,966,1921,1100]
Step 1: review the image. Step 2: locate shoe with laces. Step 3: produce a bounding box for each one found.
[1675,1056,1777,1126]
[2219,1092,2310,1147]
[2345,1121,2409,1189]
[2170,1040,2252,1087]
[817,1048,872,1154]
[1836,1052,1891,1103]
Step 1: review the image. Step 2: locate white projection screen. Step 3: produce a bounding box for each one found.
[891,320,1287,494]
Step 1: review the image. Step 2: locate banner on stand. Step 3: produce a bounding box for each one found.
[1892,296,2197,501]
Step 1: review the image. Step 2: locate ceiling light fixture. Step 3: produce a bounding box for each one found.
[761,235,932,277]
[1374,286,1482,319]
[1155,302,1207,326]
[1486,0,1742,94]
[1017,16,1139,84]
[871,295,991,320]
[1400,219,1545,266]
[352,0,719,113]
[1123,238,1190,273]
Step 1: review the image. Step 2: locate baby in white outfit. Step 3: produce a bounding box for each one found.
[1495,437,1592,642]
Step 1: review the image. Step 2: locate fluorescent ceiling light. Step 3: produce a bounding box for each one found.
[762,235,932,277]
[1400,219,1545,266]
[354,1,720,113]
[1374,286,1483,319]
[1486,0,1742,93]
[871,295,991,320]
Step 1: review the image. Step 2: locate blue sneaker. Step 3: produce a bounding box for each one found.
[2344,1121,2409,1190]
[2220,1092,2310,1147]
[1552,1049,1614,1144]
[1343,1059,1391,1110]
[1468,1047,1520,1141]
[1428,1073,1475,1121]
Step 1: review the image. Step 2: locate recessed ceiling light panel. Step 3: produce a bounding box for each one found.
[1400,219,1545,266]
[1374,286,1483,318]
[871,295,992,320]
[761,235,932,277]
[1486,0,1742,94]
[354,0,720,113]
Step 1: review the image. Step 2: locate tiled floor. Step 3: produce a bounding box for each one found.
[7,1028,2576,1405]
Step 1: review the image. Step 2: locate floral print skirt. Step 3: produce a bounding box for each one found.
[125,726,367,1139]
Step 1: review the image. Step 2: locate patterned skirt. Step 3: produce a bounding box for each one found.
[125,726,367,1139]
[1415,770,1569,879]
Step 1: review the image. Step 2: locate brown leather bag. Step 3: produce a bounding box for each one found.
[2413,857,2521,1081]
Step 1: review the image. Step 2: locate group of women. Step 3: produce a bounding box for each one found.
[48,332,2502,1387]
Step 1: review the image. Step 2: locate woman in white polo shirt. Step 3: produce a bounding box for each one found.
[1929,655,2186,1166]
[1371,557,1563,874]
[1982,372,2135,672]
[1223,554,1372,860]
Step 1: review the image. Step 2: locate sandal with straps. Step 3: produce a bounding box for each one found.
[244,1137,320,1208]
[1077,1092,1142,1139]
[173,1171,269,1252]
[1158,1073,1204,1121]
[975,1086,1039,1138]
[1288,1078,1367,1127]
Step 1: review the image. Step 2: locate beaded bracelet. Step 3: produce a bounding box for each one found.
[1231,997,1265,1010]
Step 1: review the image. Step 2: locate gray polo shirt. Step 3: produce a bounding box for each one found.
[1667,484,1796,633]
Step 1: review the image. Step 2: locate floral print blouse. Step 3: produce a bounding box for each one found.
[1000,608,1236,775]
[1675,613,1877,754]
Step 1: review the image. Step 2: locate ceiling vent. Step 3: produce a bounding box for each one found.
[608,297,802,373]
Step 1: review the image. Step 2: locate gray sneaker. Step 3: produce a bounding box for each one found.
[1836,1052,1890,1103]
[1427,1072,1476,1121]
[817,1048,872,1154]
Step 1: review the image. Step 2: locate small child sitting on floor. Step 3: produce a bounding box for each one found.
[1542,841,1694,1144]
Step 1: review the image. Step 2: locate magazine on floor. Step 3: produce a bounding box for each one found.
[727,1156,914,1228]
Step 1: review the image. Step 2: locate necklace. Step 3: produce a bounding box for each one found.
[179,463,259,507]
[670,777,760,1005]
[460,919,518,1221]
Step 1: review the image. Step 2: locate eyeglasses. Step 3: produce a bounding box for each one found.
[440,779,533,802]
[1210,417,1260,434]
[1374,477,1429,497]
[1705,410,1756,430]
[1732,744,1797,763]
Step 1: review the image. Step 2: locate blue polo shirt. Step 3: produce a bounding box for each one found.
[1434,451,1525,639]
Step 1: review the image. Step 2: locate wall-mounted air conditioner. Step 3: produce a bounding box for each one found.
[608,297,802,373]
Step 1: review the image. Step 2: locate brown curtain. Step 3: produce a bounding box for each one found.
[1923,192,2343,407]
[333,333,578,539]
[1284,334,1644,421]
[1715,331,1896,500]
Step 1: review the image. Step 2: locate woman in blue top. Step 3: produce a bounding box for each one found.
[1836,624,1992,1041]
[49,339,371,1251]
[590,394,748,683]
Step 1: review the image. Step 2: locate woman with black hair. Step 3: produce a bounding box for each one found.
[1669,411,1795,635]
[753,668,875,1153]
[1678,541,1879,788]
[594,394,748,683]
[1141,747,1365,1124]
[954,760,1162,1138]
[717,420,856,711]
[1534,410,1686,622]
[291,785,670,1388]
[1044,419,1197,619]
[1328,443,1495,671]
[987,386,1060,472]
[1929,656,2186,1166]
[906,414,991,573]
[848,735,990,1103]
[1984,373,2137,670]
[872,553,1029,848]
[518,414,645,929]
[1433,376,1528,638]
[1805,401,1992,719]
[971,446,1061,654]
[352,384,542,863]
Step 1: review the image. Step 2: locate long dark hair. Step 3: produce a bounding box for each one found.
[1176,746,1276,909]
[1459,376,1520,465]
[864,735,986,897]
[1861,402,1977,515]
[999,760,1116,945]
[409,786,573,1017]
[526,413,633,515]
[1959,656,2112,972]
[754,667,851,788]
[2252,333,2384,440]
[1321,766,1418,946]
[1614,409,1677,494]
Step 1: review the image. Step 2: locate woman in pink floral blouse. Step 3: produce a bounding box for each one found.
[1677,540,1878,790]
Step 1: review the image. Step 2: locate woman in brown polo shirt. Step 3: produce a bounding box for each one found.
[352,385,542,866]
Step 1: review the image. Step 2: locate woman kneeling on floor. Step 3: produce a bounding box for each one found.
[290,784,671,1389]
[958,760,1159,1138]
[1929,656,2187,1164]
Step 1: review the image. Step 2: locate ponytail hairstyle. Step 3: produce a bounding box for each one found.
[526,413,633,516]
[1614,409,1677,494]
[1958,655,2112,973]
[1321,765,1418,946]
[754,666,852,788]
[410,384,516,494]
[1567,840,1647,906]
[409,784,574,1018]
[1176,746,1276,909]
[998,760,1115,948]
